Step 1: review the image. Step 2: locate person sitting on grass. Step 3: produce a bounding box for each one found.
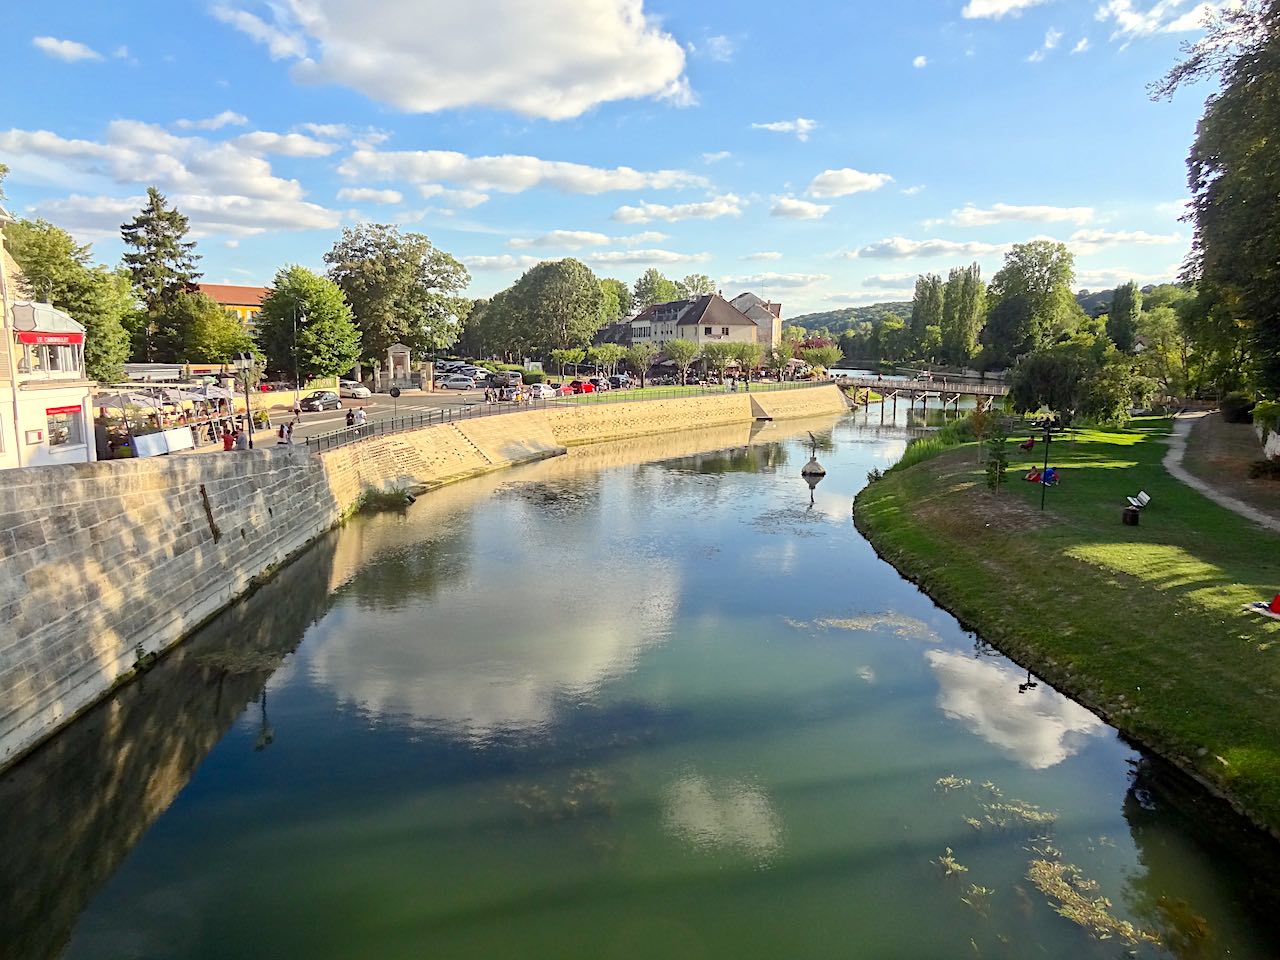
[1025,467,1042,483]
[1019,436,1036,451]
[1042,467,1059,486]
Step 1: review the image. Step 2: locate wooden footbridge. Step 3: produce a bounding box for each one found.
[837,375,1009,415]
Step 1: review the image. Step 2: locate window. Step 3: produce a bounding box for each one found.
[722,327,730,336]
[46,407,84,447]
[704,327,712,336]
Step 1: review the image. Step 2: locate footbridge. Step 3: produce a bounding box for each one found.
[837,375,1009,415]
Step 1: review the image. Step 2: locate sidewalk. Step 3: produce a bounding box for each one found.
[1164,413,1280,534]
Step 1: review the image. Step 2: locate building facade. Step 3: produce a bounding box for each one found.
[198,283,268,330]
[629,293,781,349]
[1,208,97,469]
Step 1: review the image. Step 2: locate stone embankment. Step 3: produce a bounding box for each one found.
[0,386,845,767]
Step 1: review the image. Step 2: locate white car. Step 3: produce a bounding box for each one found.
[527,383,557,400]
[439,375,476,390]
[339,379,372,399]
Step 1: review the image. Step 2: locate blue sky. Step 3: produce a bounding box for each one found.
[3,0,1218,316]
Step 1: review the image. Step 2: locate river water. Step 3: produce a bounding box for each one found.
[2,408,1276,959]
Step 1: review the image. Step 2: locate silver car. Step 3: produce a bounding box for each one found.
[439,375,476,390]
[339,379,372,399]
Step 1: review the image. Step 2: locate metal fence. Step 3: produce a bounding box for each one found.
[304,379,833,453]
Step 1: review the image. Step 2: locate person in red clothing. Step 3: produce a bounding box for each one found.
[222,430,235,452]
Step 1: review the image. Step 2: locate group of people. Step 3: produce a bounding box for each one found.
[484,386,530,404]
[345,407,369,428]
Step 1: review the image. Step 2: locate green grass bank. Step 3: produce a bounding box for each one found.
[854,418,1280,835]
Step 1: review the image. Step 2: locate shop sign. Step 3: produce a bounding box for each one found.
[46,404,84,416]
[17,332,84,345]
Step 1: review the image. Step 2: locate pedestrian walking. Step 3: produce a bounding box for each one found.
[345,408,356,428]
[354,407,368,427]
[234,428,249,451]
[292,397,302,422]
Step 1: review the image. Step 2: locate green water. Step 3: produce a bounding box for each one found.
[2,413,1276,959]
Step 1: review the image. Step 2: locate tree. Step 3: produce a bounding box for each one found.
[507,258,604,351]
[120,188,202,360]
[599,277,634,319]
[910,273,945,349]
[588,343,626,375]
[633,268,680,308]
[549,347,586,377]
[800,345,843,372]
[985,420,1010,492]
[1156,1,1280,394]
[326,223,469,365]
[982,241,1081,368]
[731,341,764,377]
[701,341,738,381]
[676,273,715,298]
[1108,281,1142,352]
[256,266,362,381]
[664,338,700,384]
[5,218,133,382]
[940,263,986,365]
[764,344,792,380]
[1008,339,1097,419]
[625,342,659,386]
[146,292,248,363]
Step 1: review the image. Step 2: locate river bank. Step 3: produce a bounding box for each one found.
[853,419,1280,837]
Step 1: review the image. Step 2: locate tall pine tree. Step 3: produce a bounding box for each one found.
[120,187,201,360]
[909,273,945,351]
[940,263,985,365]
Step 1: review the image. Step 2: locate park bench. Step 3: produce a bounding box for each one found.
[1126,491,1151,510]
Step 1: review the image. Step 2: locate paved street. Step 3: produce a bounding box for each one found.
[270,389,488,441]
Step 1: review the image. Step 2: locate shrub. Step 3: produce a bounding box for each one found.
[1253,399,1280,434]
[888,414,975,474]
[985,421,1010,491]
[521,371,545,384]
[1221,391,1256,424]
[1248,459,1280,480]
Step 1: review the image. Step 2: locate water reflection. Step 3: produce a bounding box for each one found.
[663,773,783,861]
[925,649,1108,769]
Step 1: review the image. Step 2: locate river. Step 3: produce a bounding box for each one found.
[1,408,1275,959]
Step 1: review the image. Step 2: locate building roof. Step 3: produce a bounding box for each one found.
[730,292,783,321]
[676,294,758,327]
[593,321,633,346]
[198,283,268,307]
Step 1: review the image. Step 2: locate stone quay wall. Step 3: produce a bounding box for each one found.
[0,385,846,767]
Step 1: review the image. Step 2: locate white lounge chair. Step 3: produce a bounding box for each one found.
[1126,491,1151,510]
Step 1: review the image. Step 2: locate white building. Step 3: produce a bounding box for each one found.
[1,208,97,469]
[629,293,782,349]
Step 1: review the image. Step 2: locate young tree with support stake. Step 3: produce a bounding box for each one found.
[626,342,658,386]
[664,338,700,385]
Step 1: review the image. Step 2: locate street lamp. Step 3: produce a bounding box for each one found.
[233,350,255,449]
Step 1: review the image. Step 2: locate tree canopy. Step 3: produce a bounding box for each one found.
[507,258,604,351]
[981,241,1081,368]
[256,266,362,381]
[120,187,201,359]
[633,268,680,308]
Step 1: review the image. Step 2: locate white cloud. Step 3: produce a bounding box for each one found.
[418,184,490,209]
[584,248,712,265]
[340,147,706,196]
[212,0,690,120]
[619,231,669,245]
[863,272,918,287]
[32,36,103,62]
[1075,266,1177,288]
[1028,27,1064,61]
[751,118,819,142]
[824,289,915,305]
[30,191,340,239]
[704,35,735,62]
[466,254,543,271]
[848,236,1004,259]
[962,0,1048,18]
[1072,37,1091,53]
[612,193,743,223]
[1066,227,1183,253]
[936,202,1095,227]
[510,230,611,249]
[113,45,131,59]
[1155,197,1191,217]
[336,187,403,204]
[769,196,830,220]
[176,110,248,131]
[806,167,894,198]
[913,55,928,68]
[902,185,926,196]
[743,251,783,261]
[722,272,830,289]
[233,131,337,157]
[1095,0,1225,37]
[702,151,731,164]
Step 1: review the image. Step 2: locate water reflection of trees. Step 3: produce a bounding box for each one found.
[663,441,790,475]
[0,531,339,960]
[1120,757,1280,957]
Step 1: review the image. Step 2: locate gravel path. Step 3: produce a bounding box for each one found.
[1164,413,1280,534]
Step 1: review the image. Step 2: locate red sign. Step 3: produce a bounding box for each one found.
[17,332,84,345]
[46,404,83,416]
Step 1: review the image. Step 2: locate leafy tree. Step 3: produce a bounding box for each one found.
[598,279,622,325]
[148,292,247,363]
[507,258,604,351]
[588,343,626,375]
[325,223,469,364]
[981,241,1081,368]
[910,273,945,348]
[701,341,738,381]
[549,347,586,377]
[462,292,529,361]
[119,187,202,360]
[5,218,134,382]
[1009,339,1096,418]
[731,340,764,375]
[801,345,843,372]
[625,342,659,386]
[1078,357,1153,423]
[764,344,792,380]
[985,420,1010,492]
[633,268,680,308]
[664,337,700,384]
[676,273,716,298]
[256,266,361,381]
[1107,281,1141,352]
[940,263,985,365]
[599,277,634,319]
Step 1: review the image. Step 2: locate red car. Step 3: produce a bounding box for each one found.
[569,379,594,394]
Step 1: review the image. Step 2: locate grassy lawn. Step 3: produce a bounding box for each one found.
[855,418,1280,833]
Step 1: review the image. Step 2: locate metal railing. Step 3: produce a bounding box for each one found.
[304,379,833,453]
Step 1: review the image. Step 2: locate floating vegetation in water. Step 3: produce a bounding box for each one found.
[961,884,995,918]
[786,612,942,643]
[934,847,970,877]
[936,775,972,793]
[1025,839,1062,860]
[980,799,1058,832]
[506,769,615,822]
[963,816,983,831]
[196,648,285,675]
[980,781,1002,798]
[1026,860,1161,947]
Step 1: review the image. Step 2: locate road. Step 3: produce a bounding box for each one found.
[273,389,488,441]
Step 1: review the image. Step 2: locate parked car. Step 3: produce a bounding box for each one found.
[338,379,372,399]
[569,379,594,394]
[439,375,476,390]
[589,377,611,391]
[527,383,557,400]
[608,375,632,389]
[299,390,341,411]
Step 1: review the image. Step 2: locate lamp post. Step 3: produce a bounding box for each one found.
[1039,415,1054,511]
[233,350,255,449]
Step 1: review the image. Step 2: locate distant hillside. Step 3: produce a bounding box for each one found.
[790,302,911,335]
[1075,288,1115,317]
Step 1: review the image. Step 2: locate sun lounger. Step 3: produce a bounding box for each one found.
[1126,491,1151,510]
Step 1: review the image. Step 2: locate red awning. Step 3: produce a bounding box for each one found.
[17,331,84,345]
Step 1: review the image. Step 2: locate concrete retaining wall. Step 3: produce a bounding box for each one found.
[0,385,845,767]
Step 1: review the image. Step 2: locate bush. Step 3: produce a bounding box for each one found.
[521,371,545,384]
[1248,459,1280,480]
[1221,391,1256,423]
[1253,399,1280,434]
[888,414,975,474]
